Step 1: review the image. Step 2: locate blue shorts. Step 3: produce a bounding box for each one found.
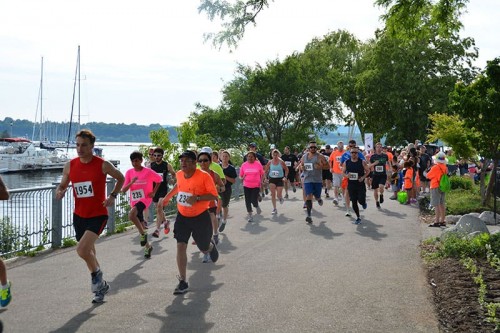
[304,182,322,198]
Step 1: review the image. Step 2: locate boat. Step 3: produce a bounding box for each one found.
[0,137,70,173]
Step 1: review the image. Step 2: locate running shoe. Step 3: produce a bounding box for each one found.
[164,220,171,235]
[376,202,381,209]
[354,217,362,225]
[202,253,211,263]
[325,192,330,198]
[362,203,367,210]
[140,233,147,247]
[1,281,11,307]
[380,194,384,204]
[303,203,307,210]
[279,197,284,205]
[173,279,189,295]
[317,199,323,206]
[306,216,313,224]
[256,206,262,215]
[91,270,103,292]
[345,211,352,217]
[213,234,219,245]
[247,214,253,223]
[284,193,289,199]
[219,220,227,232]
[92,281,109,304]
[272,208,278,215]
[152,229,160,238]
[144,246,153,259]
[258,195,262,202]
[333,198,338,206]
[389,195,397,200]
[209,240,219,263]
[292,185,296,193]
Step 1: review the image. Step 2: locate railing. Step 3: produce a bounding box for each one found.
[0,175,243,257]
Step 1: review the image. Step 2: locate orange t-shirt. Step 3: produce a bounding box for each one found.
[403,168,414,190]
[386,152,394,170]
[329,150,344,174]
[175,169,218,217]
[426,163,448,189]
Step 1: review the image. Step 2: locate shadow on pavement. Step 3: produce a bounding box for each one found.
[354,218,387,241]
[308,221,343,240]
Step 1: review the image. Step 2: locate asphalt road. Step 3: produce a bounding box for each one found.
[1,188,440,332]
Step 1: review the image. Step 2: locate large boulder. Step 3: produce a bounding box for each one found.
[479,211,499,225]
[445,215,461,224]
[442,214,490,238]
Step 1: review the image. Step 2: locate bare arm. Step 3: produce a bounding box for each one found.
[0,175,9,200]
[56,161,71,200]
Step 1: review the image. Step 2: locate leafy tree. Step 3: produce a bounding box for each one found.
[449,58,500,204]
[199,0,272,49]
[427,113,477,159]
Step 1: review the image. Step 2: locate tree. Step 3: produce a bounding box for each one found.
[199,0,272,49]
[427,113,477,159]
[449,58,500,204]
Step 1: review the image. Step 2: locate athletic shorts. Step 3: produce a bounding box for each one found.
[391,184,399,192]
[208,207,217,214]
[220,186,232,208]
[287,170,296,182]
[371,174,387,189]
[133,201,147,222]
[174,210,213,252]
[332,173,342,187]
[347,182,366,204]
[322,169,333,181]
[153,189,169,203]
[430,188,445,206]
[73,214,108,242]
[304,182,322,198]
[269,177,284,187]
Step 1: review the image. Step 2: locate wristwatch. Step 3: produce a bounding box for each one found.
[110,192,118,198]
[196,196,201,202]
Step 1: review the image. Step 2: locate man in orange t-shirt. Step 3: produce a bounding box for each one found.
[426,152,448,227]
[158,150,219,295]
[329,141,345,205]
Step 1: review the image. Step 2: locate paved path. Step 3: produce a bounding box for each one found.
[1,189,440,332]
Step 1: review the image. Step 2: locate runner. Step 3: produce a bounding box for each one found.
[150,147,176,238]
[240,151,265,222]
[121,151,163,259]
[342,146,370,224]
[281,146,299,198]
[197,150,224,261]
[0,176,11,308]
[370,142,391,209]
[157,150,219,295]
[321,144,333,198]
[244,143,267,201]
[56,129,125,304]
[329,141,345,206]
[219,150,237,232]
[340,140,366,217]
[300,141,328,224]
[264,149,289,215]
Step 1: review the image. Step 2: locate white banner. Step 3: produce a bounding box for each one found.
[364,133,373,153]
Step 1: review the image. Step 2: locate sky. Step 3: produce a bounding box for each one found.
[0,0,498,127]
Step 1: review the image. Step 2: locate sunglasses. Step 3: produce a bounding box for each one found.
[198,159,210,163]
[309,146,317,149]
[153,154,162,157]
[351,152,358,154]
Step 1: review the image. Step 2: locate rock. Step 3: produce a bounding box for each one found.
[479,211,499,225]
[443,214,490,237]
[466,212,481,218]
[445,215,461,224]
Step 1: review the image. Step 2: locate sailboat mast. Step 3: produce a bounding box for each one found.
[78,45,81,131]
[67,45,80,151]
[40,57,43,142]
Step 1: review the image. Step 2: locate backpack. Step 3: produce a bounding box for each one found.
[439,172,451,193]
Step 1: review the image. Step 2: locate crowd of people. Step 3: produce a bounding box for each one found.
[1,129,455,307]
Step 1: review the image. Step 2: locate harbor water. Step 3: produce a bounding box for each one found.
[1,142,150,189]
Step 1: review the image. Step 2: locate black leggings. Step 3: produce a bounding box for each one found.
[243,187,260,213]
[348,183,366,218]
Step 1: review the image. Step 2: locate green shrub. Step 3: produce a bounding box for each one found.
[0,217,19,255]
[62,237,77,248]
[450,175,473,190]
[436,233,491,259]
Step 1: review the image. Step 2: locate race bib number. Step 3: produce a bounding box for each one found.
[270,170,280,177]
[73,181,94,198]
[131,189,145,200]
[304,163,313,171]
[375,165,384,173]
[177,191,193,207]
[336,156,341,162]
[348,172,359,180]
[285,161,292,167]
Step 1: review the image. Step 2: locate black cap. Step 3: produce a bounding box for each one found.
[248,142,257,147]
[325,144,331,149]
[178,150,197,160]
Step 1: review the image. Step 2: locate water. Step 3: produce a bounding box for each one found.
[1,142,151,189]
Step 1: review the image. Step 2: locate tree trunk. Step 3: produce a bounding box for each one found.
[483,159,499,206]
